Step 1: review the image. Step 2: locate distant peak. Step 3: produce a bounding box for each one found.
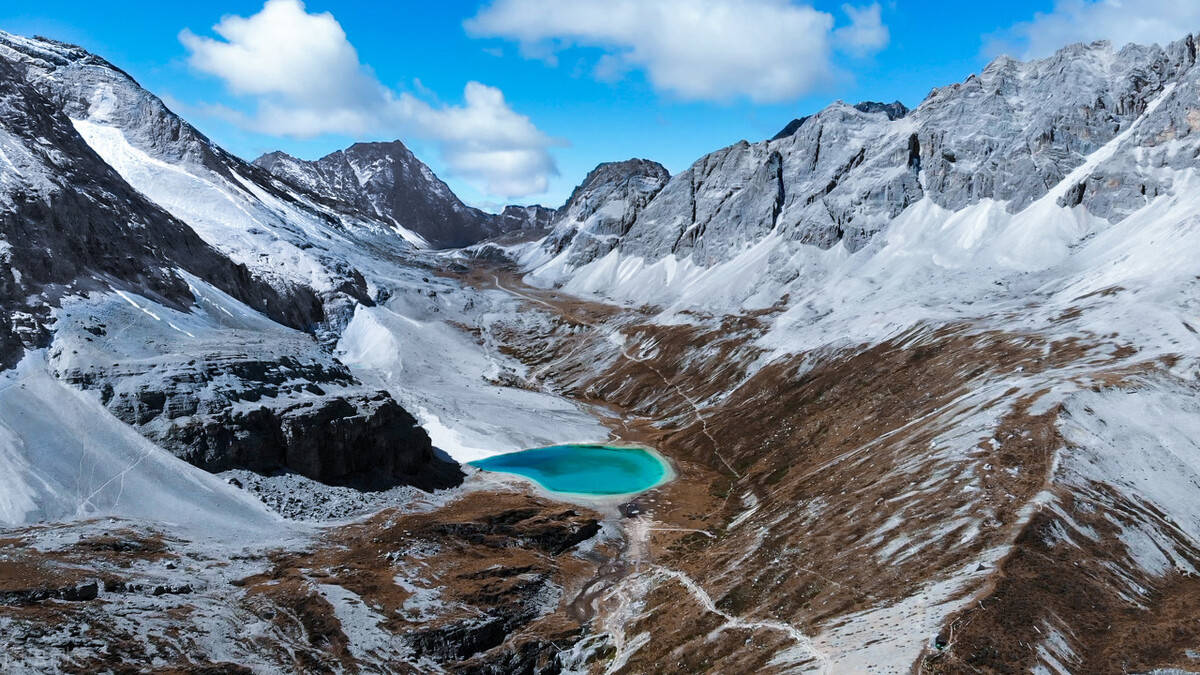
[253,150,296,162]
[501,203,553,215]
[852,100,909,120]
[771,100,908,141]
[251,150,301,171]
[584,158,670,183]
[347,139,411,151]
[558,157,670,212]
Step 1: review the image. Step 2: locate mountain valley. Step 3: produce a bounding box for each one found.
[1,26,1200,675]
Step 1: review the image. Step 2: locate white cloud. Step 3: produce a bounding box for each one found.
[988,0,1200,59]
[465,0,890,103]
[180,0,559,198]
[397,82,560,197]
[834,3,889,57]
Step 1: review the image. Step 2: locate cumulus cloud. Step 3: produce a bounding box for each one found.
[396,82,560,197]
[180,0,559,198]
[988,0,1200,59]
[834,3,889,57]
[465,0,889,103]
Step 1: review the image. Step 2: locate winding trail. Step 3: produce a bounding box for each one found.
[596,516,829,673]
[654,565,832,673]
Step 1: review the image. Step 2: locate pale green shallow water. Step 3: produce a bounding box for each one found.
[470,444,669,496]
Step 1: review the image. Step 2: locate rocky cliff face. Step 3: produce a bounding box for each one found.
[916,38,1196,214]
[771,99,909,140]
[48,300,459,488]
[528,35,1200,282]
[529,159,670,272]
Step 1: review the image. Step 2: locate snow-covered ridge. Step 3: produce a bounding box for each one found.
[0,30,474,529]
[254,141,554,249]
[0,29,432,331]
[525,33,1200,315]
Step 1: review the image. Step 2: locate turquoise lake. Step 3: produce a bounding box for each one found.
[470,445,670,497]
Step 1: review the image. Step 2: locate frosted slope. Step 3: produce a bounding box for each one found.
[71,119,341,293]
[337,280,609,462]
[0,352,281,535]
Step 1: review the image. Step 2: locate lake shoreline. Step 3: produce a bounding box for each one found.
[469,443,676,503]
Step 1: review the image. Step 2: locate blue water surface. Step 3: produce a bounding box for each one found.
[470,444,669,496]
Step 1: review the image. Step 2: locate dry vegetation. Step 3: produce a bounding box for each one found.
[475,270,1200,673]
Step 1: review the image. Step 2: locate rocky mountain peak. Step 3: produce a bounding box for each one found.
[529,158,671,267]
[853,100,910,120]
[496,204,555,232]
[564,158,670,209]
[771,99,909,141]
[254,140,550,248]
[251,149,298,170]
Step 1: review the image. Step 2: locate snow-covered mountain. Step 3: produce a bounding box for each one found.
[0,31,461,504]
[525,35,1198,298]
[0,31,438,333]
[4,23,1200,675]
[255,141,553,248]
[503,32,1200,673]
[0,49,313,368]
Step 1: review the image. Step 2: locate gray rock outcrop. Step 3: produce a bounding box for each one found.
[539,159,671,266]
[532,35,1200,274]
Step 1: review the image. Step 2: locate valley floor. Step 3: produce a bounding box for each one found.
[3,254,1200,674]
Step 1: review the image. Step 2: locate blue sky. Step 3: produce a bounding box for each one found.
[2,1,1197,209]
